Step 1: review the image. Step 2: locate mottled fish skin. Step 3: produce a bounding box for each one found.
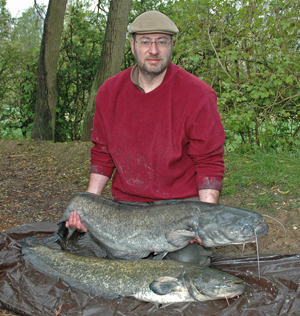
[52,192,269,260]
[21,238,246,304]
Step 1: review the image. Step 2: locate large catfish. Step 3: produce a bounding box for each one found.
[21,237,246,304]
[46,192,269,260]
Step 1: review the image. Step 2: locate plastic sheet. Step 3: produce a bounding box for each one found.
[0,222,300,316]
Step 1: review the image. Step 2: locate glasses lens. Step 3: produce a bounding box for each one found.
[137,40,170,48]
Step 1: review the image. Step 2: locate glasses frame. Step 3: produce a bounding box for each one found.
[134,39,172,49]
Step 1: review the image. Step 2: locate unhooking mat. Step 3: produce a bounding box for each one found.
[0,222,300,316]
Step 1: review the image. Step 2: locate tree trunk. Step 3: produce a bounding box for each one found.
[81,0,132,141]
[32,0,67,141]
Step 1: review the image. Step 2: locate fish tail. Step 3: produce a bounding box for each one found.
[43,233,62,246]
[19,236,40,248]
[43,223,67,246]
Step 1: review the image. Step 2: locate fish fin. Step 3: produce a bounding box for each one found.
[108,252,148,260]
[106,247,150,260]
[165,230,197,248]
[149,277,181,295]
[152,252,168,260]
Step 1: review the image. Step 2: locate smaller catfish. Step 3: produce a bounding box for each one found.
[21,237,246,304]
[46,192,269,260]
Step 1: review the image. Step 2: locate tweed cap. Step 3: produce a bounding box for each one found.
[128,10,179,35]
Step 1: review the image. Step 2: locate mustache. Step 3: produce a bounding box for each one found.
[146,55,163,60]
[145,55,163,60]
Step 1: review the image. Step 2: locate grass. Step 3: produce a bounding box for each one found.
[222,149,300,196]
[255,191,274,210]
[220,148,300,213]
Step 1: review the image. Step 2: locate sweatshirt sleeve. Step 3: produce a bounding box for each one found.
[186,91,225,192]
[89,88,115,178]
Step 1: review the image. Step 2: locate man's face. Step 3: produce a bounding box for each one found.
[131,33,173,76]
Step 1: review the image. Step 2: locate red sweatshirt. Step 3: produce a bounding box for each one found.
[90,62,225,202]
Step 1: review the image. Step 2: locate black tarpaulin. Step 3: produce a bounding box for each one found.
[0,222,300,316]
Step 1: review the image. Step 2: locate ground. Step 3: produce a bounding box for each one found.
[1,139,299,315]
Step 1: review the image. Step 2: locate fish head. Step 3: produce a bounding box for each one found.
[185,267,246,301]
[197,206,269,247]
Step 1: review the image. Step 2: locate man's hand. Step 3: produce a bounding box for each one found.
[65,211,88,232]
[66,174,109,232]
[190,238,203,245]
[188,227,203,245]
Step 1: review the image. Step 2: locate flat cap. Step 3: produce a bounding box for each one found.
[128,10,179,35]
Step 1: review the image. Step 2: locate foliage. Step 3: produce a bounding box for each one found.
[172,0,300,152]
[0,0,10,39]
[0,6,42,139]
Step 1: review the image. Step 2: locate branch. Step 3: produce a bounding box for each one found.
[273,93,300,107]
[34,0,46,20]
[207,27,236,82]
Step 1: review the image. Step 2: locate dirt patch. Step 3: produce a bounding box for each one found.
[1,139,300,315]
[0,140,111,233]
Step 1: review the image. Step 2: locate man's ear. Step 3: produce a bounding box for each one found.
[131,37,135,56]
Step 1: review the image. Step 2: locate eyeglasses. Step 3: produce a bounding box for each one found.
[135,39,172,49]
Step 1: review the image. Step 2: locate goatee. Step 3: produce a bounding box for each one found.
[133,48,172,80]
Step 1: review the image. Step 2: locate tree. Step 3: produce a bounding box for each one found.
[81,0,132,141]
[31,0,67,141]
[55,0,106,142]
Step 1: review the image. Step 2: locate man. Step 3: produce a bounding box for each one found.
[67,11,225,265]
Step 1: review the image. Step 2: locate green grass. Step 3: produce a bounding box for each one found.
[222,149,300,197]
[255,191,274,210]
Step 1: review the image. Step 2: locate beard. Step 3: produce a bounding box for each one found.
[133,46,172,79]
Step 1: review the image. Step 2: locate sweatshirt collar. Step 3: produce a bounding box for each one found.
[130,62,174,93]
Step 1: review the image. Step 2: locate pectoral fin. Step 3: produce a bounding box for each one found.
[149,277,182,295]
[165,230,197,248]
[105,245,150,260]
[152,252,168,260]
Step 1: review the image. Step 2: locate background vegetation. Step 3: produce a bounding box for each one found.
[0,0,299,153]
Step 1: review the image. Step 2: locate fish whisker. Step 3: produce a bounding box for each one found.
[253,227,260,280]
[225,295,230,306]
[262,214,287,243]
[241,243,245,256]
[172,302,191,313]
[243,281,252,288]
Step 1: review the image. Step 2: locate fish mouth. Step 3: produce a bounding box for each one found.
[191,280,246,301]
[254,221,269,238]
[200,219,269,247]
[223,281,247,299]
[224,283,247,299]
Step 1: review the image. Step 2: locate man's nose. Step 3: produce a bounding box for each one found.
[148,41,159,54]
